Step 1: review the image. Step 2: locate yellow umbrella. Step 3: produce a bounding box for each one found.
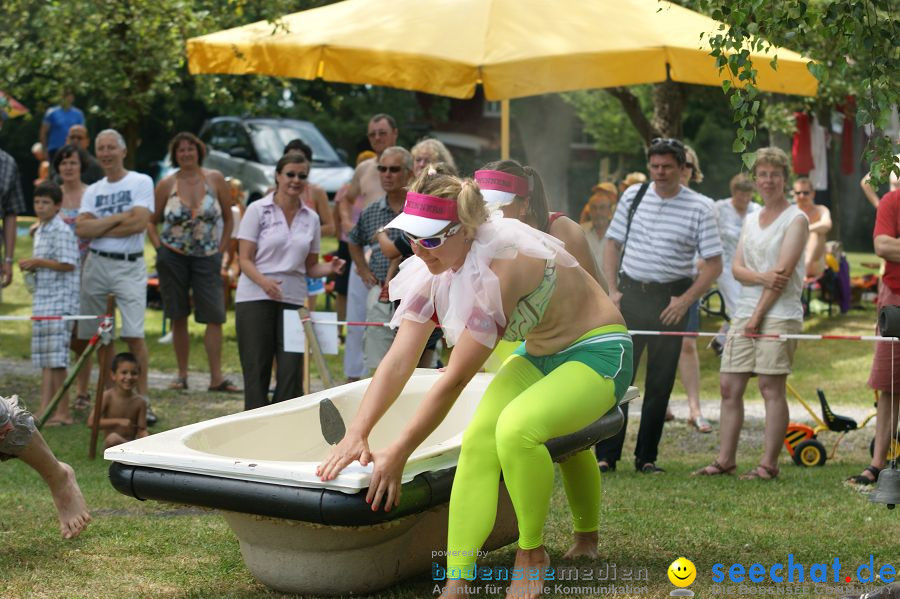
[187,0,817,155]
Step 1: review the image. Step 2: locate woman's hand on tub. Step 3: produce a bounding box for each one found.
[366,444,406,512]
[316,434,372,481]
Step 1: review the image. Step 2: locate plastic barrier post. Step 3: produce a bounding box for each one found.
[89,294,116,460]
[299,307,334,390]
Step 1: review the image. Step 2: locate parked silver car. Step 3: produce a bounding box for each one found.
[196,117,354,202]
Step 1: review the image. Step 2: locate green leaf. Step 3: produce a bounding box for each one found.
[733,138,747,153]
[742,152,756,170]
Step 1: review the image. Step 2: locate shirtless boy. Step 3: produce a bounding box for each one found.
[90,352,148,449]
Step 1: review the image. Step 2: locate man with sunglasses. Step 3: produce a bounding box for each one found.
[347,146,412,374]
[791,177,832,279]
[596,137,723,474]
[344,113,399,209]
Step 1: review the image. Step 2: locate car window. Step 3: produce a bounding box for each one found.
[247,122,341,166]
[202,122,229,150]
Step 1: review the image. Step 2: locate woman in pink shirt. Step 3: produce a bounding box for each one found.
[235,153,344,410]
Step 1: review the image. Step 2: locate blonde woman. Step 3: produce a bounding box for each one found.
[320,171,631,599]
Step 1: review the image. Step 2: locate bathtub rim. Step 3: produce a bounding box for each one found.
[107,397,633,526]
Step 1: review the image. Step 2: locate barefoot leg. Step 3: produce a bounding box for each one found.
[17,431,91,539]
[506,547,551,599]
[563,530,599,560]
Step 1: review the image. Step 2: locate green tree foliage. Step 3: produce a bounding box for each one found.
[563,88,650,155]
[0,0,435,170]
[694,0,899,181]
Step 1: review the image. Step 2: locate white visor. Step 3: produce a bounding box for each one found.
[480,188,518,210]
[384,212,452,238]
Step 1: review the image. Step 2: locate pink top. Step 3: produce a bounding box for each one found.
[235,193,321,306]
[388,216,576,348]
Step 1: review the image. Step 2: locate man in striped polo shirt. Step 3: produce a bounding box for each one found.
[597,138,723,474]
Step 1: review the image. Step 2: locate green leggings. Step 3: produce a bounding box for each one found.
[446,325,632,579]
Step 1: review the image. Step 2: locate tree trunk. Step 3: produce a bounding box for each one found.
[606,87,658,143]
[607,81,687,144]
[123,121,139,170]
[513,94,575,210]
[651,80,686,139]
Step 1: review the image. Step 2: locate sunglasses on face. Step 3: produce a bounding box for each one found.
[404,223,462,249]
[377,165,403,173]
[793,190,812,196]
[282,171,308,179]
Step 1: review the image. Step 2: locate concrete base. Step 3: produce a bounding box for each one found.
[223,485,519,596]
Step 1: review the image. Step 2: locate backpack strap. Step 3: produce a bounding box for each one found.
[618,182,650,276]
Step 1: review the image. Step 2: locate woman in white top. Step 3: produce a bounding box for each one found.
[694,147,808,480]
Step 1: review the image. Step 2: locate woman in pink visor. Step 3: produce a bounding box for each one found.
[476,159,607,292]
[318,170,631,599]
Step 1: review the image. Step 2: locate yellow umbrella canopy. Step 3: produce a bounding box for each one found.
[187,0,818,99]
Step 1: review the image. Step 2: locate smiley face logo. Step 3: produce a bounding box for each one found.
[668,557,697,587]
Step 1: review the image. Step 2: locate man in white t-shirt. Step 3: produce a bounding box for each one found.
[75,129,154,397]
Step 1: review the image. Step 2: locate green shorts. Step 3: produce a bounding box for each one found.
[512,324,634,402]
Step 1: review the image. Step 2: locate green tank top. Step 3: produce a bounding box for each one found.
[502,261,557,341]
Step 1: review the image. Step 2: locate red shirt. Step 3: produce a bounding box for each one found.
[874,190,900,293]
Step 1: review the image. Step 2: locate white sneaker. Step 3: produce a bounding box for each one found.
[158,331,173,344]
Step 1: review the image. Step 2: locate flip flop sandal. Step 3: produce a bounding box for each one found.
[847,465,881,486]
[740,464,779,480]
[691,460,736,476]
[73,394,91,411]
[208,379,240,393]
[636,460,666,474]
[167,377,188,391]
[689,416,713,434]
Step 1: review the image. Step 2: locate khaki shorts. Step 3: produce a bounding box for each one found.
[363,284,396,371]
[720,317,802,375]
[77,252,147,340]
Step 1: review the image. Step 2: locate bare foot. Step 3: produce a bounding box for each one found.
[562,531,599,560]
[506,546,550,599]
[48,462,91,539]
[439,578,474,598]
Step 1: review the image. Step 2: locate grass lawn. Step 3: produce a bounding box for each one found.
[1,222,896,598]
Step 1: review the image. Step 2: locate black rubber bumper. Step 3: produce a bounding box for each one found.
[108,405,624,526]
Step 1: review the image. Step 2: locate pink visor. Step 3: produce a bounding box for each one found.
[384,191,458,237]
[475,170,529,208]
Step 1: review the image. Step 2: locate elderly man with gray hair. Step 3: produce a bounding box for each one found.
[75,129,154,398]
[347,146,413,372]
[0,395,91,538]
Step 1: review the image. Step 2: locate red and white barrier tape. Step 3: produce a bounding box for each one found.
[0,315,105,322]
[299,319,900,343]
[5,314,899,343]
[627,329,900,343]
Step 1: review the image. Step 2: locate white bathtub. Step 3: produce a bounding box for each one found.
[106,370,637,595]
